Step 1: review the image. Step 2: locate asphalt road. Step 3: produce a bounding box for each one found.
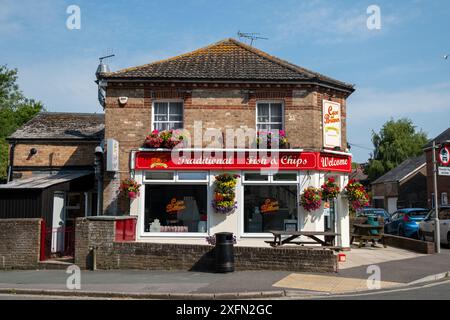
[0,279,449,300]
[0,293,107,300]
[309,279,450,300]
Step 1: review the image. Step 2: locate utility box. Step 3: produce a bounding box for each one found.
[115,218,137,242]
[106,138,119,172]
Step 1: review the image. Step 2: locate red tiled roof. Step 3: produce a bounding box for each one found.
[103,38,354,93]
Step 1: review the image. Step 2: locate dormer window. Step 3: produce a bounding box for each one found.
[152,101,183,131]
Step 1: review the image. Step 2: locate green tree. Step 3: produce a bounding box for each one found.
[0,65,44,181]
[366,118,428,182]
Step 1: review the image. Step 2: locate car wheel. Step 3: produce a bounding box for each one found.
[419,231,426,241]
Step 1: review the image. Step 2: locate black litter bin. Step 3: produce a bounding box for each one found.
[215,232,234,273]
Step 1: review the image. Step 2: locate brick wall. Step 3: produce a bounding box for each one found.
[75,218,337,273]
[104,84,348,151]
[13,142,98,168]
[0,219,42,270]
[74,217,116,270]
[383,234,435,254]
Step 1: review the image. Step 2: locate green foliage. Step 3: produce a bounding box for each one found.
[0,65,44,181]
[0,140,8,181]
[366,118,428,182]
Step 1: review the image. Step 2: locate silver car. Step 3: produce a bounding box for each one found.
[418,206,450,247]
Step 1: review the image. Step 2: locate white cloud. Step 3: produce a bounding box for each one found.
[348,83,450,121]
[273,1,404,44]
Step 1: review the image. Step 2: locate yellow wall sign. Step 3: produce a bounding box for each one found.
[261,199,279,213]
[323,100,342,149]
[166,198,186,213]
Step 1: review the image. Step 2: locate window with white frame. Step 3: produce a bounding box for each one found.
[256,102,283,131]
[152,101,183,131]
[242,172,298,234]
[143,171,209,234]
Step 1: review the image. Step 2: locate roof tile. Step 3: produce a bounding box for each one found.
[8,112,104,141]
[103,38,354,92]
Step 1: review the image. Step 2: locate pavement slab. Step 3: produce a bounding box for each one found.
[273,273,401,294]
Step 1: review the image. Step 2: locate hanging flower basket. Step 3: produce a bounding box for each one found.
[300,187,323,212]
[321,177,341,201]
[256,130,289,149]
[120,178,142,200]
[144,129,185,149]
[212,173,240,214]
[345,179,370,211]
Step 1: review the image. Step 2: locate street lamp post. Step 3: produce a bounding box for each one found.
[432,141,441,253]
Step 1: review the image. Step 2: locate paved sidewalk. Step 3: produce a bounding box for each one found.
[339,246,425,270]
[0,248,448,298]
[273,247,450,294]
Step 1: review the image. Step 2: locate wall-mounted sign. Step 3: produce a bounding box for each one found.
[135,151,352,173]
[166,198,186,213]
[260,199,279,213]
[438,167,450,176]
[323,100,342,149]
[438,146,450,166]
[318,154,351,172]
[106,138,119,172]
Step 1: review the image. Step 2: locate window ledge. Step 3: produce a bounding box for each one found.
[140,233,209,238]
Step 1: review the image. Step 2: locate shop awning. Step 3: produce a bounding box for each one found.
[0,171,93,190]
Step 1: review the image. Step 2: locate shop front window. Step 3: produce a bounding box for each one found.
[144,185,207,233]
[244,185,297,233]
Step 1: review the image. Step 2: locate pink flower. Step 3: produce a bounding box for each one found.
[128,191,137,199]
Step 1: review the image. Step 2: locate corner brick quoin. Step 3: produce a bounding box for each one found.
[0,219,42,270]
[75,218,338,273]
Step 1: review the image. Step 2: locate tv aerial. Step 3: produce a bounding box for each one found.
[237,31,268,46]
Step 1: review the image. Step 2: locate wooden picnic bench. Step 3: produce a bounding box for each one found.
[266,230,342,251]
[350,223,387,248]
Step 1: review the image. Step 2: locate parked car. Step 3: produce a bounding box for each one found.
[418,206,450,247]
[356,208,391,223]
[384,208,429,238]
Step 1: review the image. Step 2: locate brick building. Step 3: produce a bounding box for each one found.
[0,112,104,256]
[371,154,427,213]
[424,128,450,207]
[97,38,355,248]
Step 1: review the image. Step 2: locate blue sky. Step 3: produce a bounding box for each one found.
[1,0,450,162]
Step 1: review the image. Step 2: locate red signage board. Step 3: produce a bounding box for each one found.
[317,154,352,173]
[135,151,352,173]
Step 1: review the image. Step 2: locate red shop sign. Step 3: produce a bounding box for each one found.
[318,154,352,173]
[135,151,352,173]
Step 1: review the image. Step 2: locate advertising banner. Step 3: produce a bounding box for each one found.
[323,100,342,149]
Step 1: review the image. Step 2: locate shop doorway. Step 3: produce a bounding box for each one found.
[324,200,337,232]
[51,192,66,253]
